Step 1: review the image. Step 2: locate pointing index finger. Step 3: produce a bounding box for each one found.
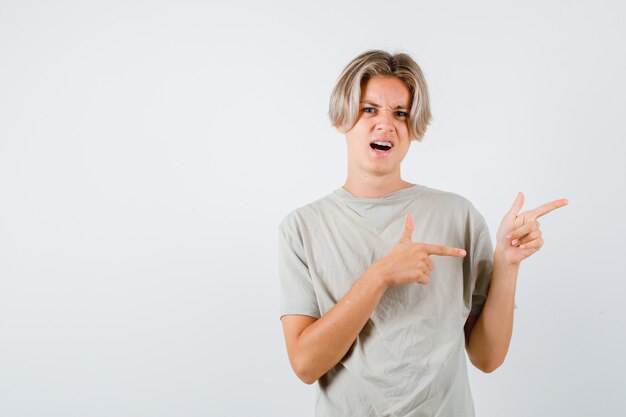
[527,198,569,219]
[424,244,467,257]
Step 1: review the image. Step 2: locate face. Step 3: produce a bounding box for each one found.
[344,75,412,179]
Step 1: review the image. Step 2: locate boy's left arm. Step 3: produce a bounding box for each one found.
[464,192,568,373]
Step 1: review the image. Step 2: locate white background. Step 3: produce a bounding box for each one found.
[1,1,625,416]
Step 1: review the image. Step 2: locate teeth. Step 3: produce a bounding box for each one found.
[373,141,392,147]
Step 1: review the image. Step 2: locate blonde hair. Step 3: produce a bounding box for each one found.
[329,50,432,141]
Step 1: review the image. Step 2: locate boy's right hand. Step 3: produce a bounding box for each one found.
[373,213,467,287]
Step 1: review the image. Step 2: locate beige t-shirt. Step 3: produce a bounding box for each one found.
[279,185,493,417]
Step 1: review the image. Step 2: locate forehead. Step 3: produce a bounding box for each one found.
[360,76,411,106]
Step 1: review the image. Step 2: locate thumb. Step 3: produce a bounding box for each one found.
[507,192,524,217]
[398,213,414,243]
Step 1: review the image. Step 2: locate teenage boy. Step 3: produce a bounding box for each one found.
[278,50,568,416]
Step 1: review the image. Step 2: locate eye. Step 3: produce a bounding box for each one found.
[362,107,377,114]
[394,111,408,119]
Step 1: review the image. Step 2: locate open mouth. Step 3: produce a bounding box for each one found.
[370,140,393,152]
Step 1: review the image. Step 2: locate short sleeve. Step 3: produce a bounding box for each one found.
[467,208,494,316]
[278,212,321,319]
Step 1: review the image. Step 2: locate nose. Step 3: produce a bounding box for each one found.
[375,108,395,132]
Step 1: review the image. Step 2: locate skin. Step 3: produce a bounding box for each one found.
[281,75,569,384]
[344,76,414,198]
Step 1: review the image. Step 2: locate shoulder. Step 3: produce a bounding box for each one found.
[279,191,340,234]
[418,186,489,231]
[419,186,480,214]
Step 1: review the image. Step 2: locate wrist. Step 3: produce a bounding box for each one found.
[365,261,390,291]
[494,245,521,271]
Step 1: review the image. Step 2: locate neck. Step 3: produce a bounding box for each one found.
[343,171,413,198]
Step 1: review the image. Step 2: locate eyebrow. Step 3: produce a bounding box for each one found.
[360,100,409,110]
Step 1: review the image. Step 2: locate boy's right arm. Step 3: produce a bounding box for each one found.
[281,214,466,384]
[281,265,388,384]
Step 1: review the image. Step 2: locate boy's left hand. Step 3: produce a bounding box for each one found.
[496,192,569,266]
